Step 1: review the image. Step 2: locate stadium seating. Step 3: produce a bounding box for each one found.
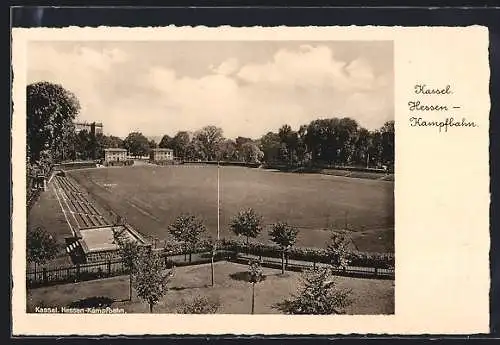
[54,175,112,230]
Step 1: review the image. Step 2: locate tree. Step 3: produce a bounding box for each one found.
[326,232,351,270]
[188,135,207,160]
[380,120,395,169]
[353,127,370,167]
[170,131,191,160]
[102,134,124,149]
[239,142,264,163]
[268,222,299,274]
[337,117,359,165]
[134,249,175,313]
[148,139,157,150]
[217,139,238,161]
[194,126,224,161]
[259,132,282,163]
[123,132,150,157]
[278,125,299,165]
[73,129,93,160]
[248,259,264,314]
[229,208,263,247]
[296,125,309,165]
[367,130,384,168]
[274,268,352,314]
[96,134,124,159]
[27,227,59,273]
[27,81,80,163]
[235,136,253,148]
[304,118,344,165]
[168,214,207,263]
[177,296,221,314]
[158,134,173,149]
[235,136,253,161]
[113,229,142,301]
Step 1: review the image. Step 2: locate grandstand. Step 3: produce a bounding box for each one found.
[53,173,149,264]
[54,174,111,229]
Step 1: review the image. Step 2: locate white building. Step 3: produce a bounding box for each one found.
[104,148,127,163]
[150,148,174,162]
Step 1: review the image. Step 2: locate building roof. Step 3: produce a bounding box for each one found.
[104,148,127,152]
[79,225,146,253]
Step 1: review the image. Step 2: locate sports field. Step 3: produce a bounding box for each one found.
[69,165,394,253]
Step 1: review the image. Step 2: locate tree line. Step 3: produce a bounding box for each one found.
[155,118,394,169]
[27,81,394,171]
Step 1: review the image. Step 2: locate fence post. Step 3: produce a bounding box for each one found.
[107,260,111,276]
[313,261,316,270]
[76,264,80,281]
[42,268,48,284]
[374,267,378,276]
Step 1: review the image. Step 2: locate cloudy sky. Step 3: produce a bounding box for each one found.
[27,40,393,139]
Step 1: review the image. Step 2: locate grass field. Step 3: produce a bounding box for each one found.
[68,165,394,253]
[27,262,394,314]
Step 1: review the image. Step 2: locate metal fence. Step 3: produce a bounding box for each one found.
[27,248,394,288]
[27,259,127,288]
[233,253,395,279]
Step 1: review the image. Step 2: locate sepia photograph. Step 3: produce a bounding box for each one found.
[10,21,493,336]
[24,40,395,315]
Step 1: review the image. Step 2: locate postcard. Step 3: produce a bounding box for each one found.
[11,25,490,335]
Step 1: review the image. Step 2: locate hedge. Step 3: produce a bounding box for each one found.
[219,239,394,269]
[160,239,394,269]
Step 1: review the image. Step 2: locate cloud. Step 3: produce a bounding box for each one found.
[236,45,378,92]
[28,44,129,126]
[209,58,239,75]
[27,42,393,139]
[29,45,127,75]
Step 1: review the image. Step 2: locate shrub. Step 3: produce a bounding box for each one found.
[177,296,221,314]
[220,238,394,269]
[163,239,215,256]
[274,268,353,314]
[162,238,394,269]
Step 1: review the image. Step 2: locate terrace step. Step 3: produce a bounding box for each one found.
[89,215,100,227]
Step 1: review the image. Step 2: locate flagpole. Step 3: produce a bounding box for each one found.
[210,161,220,288]
[217,161,220,242]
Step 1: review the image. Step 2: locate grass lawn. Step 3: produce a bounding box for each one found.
[69,165,394,252]
[27,261,394,314]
